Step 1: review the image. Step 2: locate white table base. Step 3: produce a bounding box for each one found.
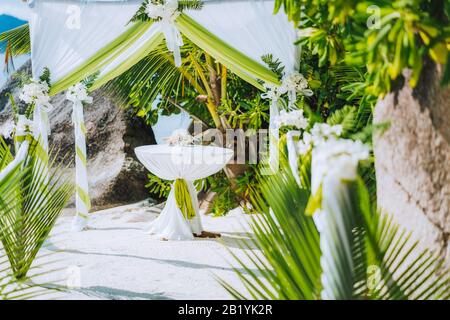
[147,180,203,240]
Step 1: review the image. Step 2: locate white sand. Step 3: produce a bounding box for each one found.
[31,202,260,300]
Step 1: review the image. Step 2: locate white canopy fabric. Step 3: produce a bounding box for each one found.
[29,0,298,85]
[186,1,298,73]
[29,0,153,82]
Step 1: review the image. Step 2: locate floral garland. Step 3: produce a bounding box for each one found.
[297,123,343,155]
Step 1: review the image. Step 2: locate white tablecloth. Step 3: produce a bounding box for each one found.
[135,145,234,240]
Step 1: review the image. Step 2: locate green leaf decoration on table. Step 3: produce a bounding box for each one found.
[174,179,196,220]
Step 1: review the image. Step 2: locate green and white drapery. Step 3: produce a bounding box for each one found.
[27,0,298,229]
[66,84,93,231]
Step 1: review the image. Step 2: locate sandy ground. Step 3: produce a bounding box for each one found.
[28,201,260,300]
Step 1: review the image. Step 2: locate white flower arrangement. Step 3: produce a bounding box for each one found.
[19,79,52,108]
[312,137,370,191]
[164,129,197,146]
[0,121,14,139]
[261,71,313,107]
[0,115,35,139]
[145,0,180,22]
[274,109,309,130]
[282,72,314,98]
[297,123,343,155]
[66,83,93,104]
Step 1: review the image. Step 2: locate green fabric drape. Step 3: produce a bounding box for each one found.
[176,14,281,89]
[174,179,196,220]
[50,21,156,96]
[44,10,281,96]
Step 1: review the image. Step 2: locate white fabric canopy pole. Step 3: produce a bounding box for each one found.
[67,83,93,231]
[28,0,299,230]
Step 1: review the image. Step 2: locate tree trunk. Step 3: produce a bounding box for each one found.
[374,60,450,265]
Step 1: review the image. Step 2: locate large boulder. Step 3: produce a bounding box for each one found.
[0,61,156,210]
[374,60,450,265]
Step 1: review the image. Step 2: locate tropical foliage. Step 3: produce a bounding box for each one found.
[0,137,72,280]
[276,0,449,93]
[0,134,72,298]
[221,150,450,300]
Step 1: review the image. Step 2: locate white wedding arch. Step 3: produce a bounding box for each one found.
[5,0,300,229]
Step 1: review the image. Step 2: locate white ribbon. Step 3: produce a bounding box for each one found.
[286,131,302,186]
[159,18,183,67]
[32,103,53,154]
[146,0,183,67]
[262,83,283,173]
[282,72,313,110]
[310,138,370,299]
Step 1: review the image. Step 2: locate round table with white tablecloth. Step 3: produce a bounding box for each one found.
[135,145,234,240]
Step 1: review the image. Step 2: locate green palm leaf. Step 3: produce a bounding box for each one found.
[222,154,321,300]
[0,24,30,56]
[223,150,450,300]
[0,137,73,280]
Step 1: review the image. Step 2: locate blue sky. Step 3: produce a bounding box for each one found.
[0,0,30,21]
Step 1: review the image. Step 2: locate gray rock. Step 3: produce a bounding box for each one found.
[374,60,450,265]
[0,61,156,210]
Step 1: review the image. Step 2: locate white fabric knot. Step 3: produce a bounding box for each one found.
[146,0,183,67]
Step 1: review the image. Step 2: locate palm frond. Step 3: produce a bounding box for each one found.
[102,38,208,123]
[222,153,321,300]
[326,105,357,137]
[0,24,31,56]
[0,137,73,280]
[223,152,450,300]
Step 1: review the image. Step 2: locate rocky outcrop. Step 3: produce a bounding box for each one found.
[0,61,156,210]
[374,61,450,264]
